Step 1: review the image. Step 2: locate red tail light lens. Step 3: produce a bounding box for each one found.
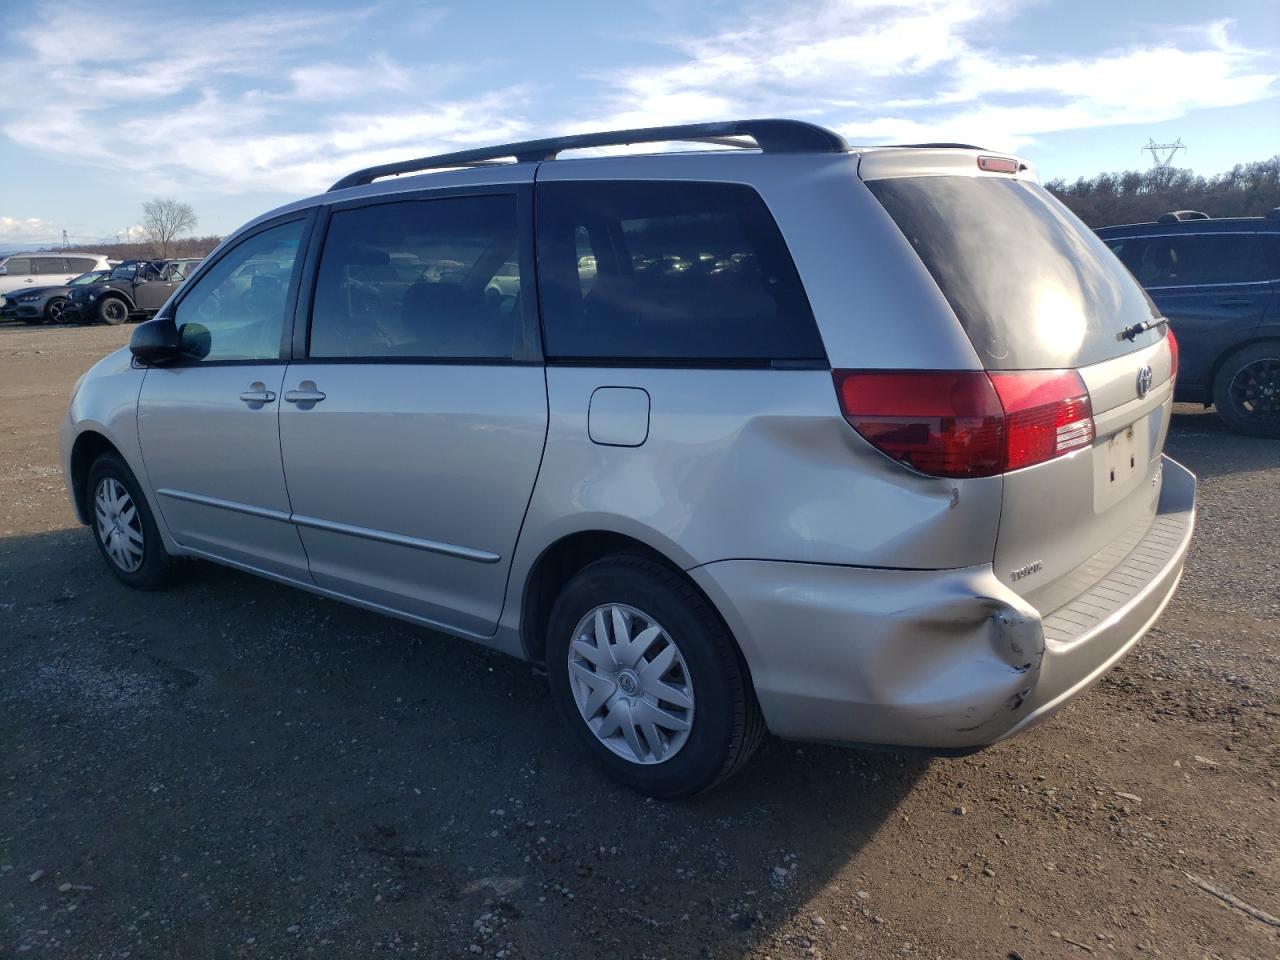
[1166,327,1178,382]
[834,369,1095,478]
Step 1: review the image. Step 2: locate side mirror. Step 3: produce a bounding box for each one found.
[129,316,181,364]
[0,266,7,276]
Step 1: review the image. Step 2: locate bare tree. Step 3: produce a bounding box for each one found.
[142,198,198,258]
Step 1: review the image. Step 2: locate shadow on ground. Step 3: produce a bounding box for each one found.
[1,528,924,958]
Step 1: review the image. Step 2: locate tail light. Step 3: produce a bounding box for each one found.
[1166,328,1178,383]
[834,369,1095,479]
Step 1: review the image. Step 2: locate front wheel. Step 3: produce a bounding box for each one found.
[1213,343,1280,438]
[98,297,129,325]
[87,453,174,590]
[545,554,764,798]
[44,297,67,324]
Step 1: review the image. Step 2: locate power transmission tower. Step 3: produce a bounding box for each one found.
[62,229,69,249]
[1142,138,1186,169]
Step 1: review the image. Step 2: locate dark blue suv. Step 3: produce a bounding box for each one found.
[1097,212,1280,437]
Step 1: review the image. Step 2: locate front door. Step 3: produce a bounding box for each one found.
[133,263,181,312]
[137,216,312,580]
[278,185,547,636]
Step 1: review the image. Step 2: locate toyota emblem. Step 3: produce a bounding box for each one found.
[1136,365,1153,398]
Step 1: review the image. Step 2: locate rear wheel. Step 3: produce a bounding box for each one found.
[98,297,129,325]
[545,554,764,798]
[44,297,67,324]
[87,453,174,590]
[1213,343,1280,438]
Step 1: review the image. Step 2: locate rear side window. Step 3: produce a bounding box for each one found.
[1106,234,1275,286]
[34,257,67,274]
[867,176,1161,370]
[537,181,824,364]
[309,195,521,360]
[66,257,99,273]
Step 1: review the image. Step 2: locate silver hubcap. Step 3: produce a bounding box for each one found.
[94,477,144,573]
[567,603,694,765]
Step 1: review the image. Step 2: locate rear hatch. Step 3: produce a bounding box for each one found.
[859,151,1174,613]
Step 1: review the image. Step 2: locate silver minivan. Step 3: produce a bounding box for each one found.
[60,120,1196,797]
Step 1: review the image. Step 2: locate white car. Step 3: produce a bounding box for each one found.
[0,253,114,296]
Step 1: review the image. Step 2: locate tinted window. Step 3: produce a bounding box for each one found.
[309,195,521,360]
[868,176,1160,370]
[537,181,824,363]
[66,257,98,273]
[110,264,137,281]
[34,257,67,274]
[3,258,31,274]
[1106,234,1274,287]
[174,219,304,362]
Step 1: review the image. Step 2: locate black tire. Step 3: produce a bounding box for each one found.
[1212,342,1280,438]
[545,554,765,798]
[44,297,67,324]
[98,297,129,325]
[86,453,174,590]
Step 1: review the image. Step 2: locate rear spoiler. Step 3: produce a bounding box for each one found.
[857,146,1037,183]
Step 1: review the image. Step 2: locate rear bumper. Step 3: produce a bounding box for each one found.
[690,455,1196,750]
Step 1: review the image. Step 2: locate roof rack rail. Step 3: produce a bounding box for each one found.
[890,142,988,150]
[1157,209,1210,223]
[328,119,849,191]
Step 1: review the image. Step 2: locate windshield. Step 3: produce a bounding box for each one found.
[866,176,1162,369]
[70,271,105,286]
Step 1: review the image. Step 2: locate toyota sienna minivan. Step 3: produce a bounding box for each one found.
[60,120,1196,797]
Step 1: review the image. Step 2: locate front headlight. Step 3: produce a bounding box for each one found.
[17,294,41,302]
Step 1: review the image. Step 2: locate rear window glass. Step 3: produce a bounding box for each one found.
[1106,234,1276,287]
[867,176,1161,370]
[537,181,825,363]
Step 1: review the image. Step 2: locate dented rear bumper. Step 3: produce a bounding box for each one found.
[689,455,1196,750]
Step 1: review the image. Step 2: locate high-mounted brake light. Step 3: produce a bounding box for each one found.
[977,155,1019,174]
[833,369,1095,479]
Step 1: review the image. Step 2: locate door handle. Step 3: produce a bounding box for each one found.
[1216,298,1252,307]
[239,383,277,405]
[283,380,326,405]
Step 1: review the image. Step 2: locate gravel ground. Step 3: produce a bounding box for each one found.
[1,323,1277,960]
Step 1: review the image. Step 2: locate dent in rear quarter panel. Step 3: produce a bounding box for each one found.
[507,366,1003,575]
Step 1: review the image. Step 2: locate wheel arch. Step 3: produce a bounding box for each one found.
[1207,336,1280,398]
[517,528,755,699]
[69,429,124,524]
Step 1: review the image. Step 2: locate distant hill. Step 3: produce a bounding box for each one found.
[35,235,223,262]
[1046,156,1280,228]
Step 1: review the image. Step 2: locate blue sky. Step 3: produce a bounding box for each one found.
[1,0,1277,247]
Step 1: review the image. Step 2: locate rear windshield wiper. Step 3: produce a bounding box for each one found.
[1116,316,1169,342]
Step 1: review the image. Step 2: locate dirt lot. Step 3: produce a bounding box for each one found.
[1,323,1277,960]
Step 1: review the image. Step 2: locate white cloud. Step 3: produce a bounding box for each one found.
[0,217,60,245]
[0,0,1275,221]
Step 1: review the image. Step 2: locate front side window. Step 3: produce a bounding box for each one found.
[3,258,31,275]
[537,181,824,363]
[173,219,305,362]
[1108,234,1274,287]
[308,195,521,360]
[110,264,137,281]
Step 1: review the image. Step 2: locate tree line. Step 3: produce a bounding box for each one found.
[1046,156,1280,228]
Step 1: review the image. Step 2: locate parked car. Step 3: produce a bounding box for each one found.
[1097,212,1280,436]
[0,252,113,296]
[63,259,198,325]
[60,120,1196,797]
[0,269,111,323]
